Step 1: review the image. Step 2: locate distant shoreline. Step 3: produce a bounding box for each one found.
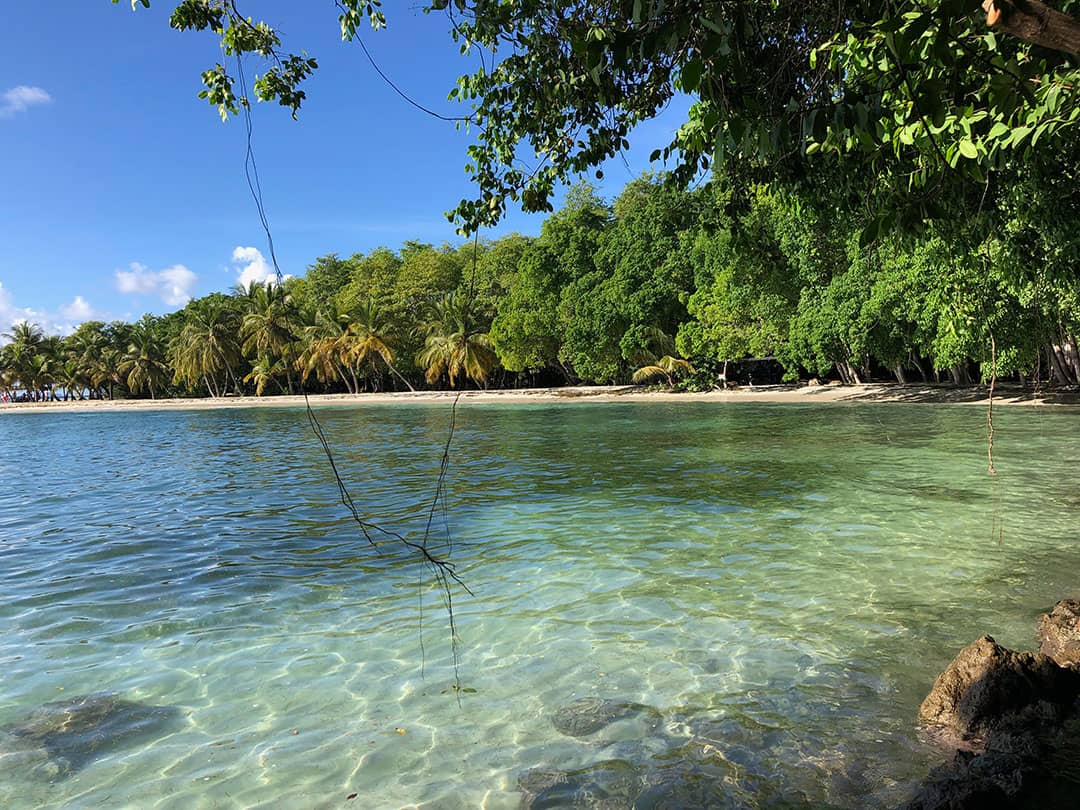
[2,383,1078,414]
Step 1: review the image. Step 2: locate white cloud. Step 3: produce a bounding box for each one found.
[0,282,38,336]
[159,265,199,306]
[231,246,279,288]
[114,261,197,306]
[1,85,51,118]
[59,295,95,321]
[0,283,105,338]
[114,262,157,296]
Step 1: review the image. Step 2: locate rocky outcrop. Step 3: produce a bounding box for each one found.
[1038,599,1080,669]
[906,630,1080,809]
[917,635,1080,750]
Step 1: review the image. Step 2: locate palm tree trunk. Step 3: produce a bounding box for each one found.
[223,358,240,395]
[341,364,356,394]
[387,363,415,392]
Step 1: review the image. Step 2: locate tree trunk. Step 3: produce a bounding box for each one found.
[224,360,240,395]
[910,354,927,382]
[840,361,862,384]
[1048,343,1071,384]
[1061,334,1080,381]
[387,363,415,392]
[983,0,1080,56]
[893,364,907,384]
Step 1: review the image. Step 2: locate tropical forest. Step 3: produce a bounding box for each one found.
[5,161,1080,402]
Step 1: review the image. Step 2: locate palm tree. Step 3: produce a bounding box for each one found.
[296,303,352,391]
[416,293,498,388]
[170,297,243,396]
[2,321,45,352]
[64,324,109,399]
[341,299,413,392]
[90,347,125,400]
[239,281,299,394]
[0,344,16,401]
[631,355,696,387]
[22,337,63,401]
[1,321,46,398]
[243,355,282,396]
[119,318,169,399]
[57,359,87,401]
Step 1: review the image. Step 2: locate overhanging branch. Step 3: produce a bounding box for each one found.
[982,0,1080,56]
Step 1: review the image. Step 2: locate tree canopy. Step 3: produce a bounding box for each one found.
[122,1,1080,237]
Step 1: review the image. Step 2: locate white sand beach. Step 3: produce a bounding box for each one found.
[2,382,1077,414]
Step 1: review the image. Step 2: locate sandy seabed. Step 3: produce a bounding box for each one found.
[2,383,1078,415]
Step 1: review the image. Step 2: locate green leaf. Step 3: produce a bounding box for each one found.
[1008,126,1033,148]
[957,138,977,159]
[680,58,703,93]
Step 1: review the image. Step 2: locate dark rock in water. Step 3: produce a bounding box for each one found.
[0,693,180,778]
[635,740,754,809]
[518,759,644,809]
[906,634,1080,809]
[917,635,1080,750]
[902,731,1048,810]
[1038,600,1080,670]
[551,698,661,738]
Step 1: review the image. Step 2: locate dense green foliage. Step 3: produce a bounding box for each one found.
[124,1,1080,236]
[4,168,1079,401]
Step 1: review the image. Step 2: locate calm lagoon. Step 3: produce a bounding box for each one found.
[1,402,1077,808]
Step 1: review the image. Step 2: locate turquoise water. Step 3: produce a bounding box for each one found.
[0,402,1077,808]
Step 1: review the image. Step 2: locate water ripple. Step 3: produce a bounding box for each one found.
[0,403,1077,807]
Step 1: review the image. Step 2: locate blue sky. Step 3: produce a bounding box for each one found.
[0,2,691,335]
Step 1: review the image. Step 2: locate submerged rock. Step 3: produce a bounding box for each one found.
[518,759,644,809]
[635,740,755,809]
[551,698,662,738]
[0,693,180,778]
[916,635,1080,750]
[1038,599,1080,669]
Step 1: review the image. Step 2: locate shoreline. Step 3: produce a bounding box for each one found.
[2,382,1079,414]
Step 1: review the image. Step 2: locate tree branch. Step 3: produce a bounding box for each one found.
[983,0,1080,56]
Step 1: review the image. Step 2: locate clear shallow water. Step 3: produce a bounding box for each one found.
[0,401,1078,809]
